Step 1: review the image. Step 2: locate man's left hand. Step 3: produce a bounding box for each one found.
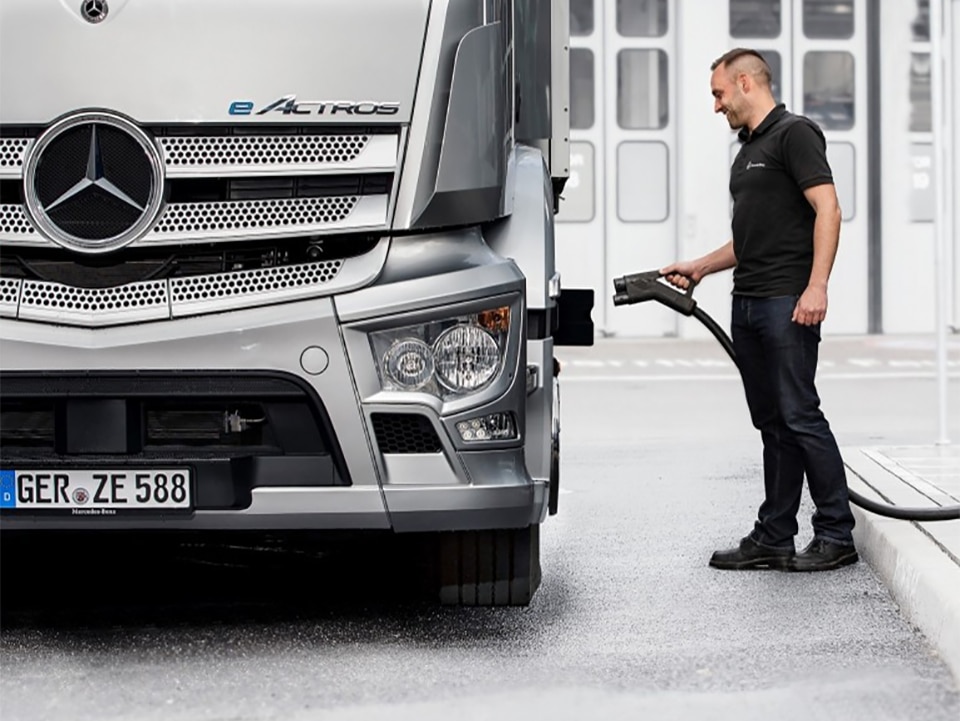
[792,285,828,326]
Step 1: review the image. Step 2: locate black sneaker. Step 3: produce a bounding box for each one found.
[709,536,794,570]
[789,538,859,572]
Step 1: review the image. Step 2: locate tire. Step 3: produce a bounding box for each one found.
[548,433,560,516]
[549,371,561,516]
[433,525,541,606]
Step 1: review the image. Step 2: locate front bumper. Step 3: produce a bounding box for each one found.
[0,239,544,532]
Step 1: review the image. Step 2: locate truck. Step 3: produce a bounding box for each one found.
[0,0,593,606]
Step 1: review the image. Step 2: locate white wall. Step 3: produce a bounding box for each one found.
[674,0,734,339]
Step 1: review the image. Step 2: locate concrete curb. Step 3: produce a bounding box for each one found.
[846,470,960,686]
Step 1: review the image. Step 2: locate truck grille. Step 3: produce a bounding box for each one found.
[160,133,372,168]
[0,122,396,325]
[0,233,384,326]
[0,124,401,248]
[371,414,444,454]
[154,196,359,235]
[0,137,29,170]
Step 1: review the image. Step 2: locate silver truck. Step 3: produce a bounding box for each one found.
[0,0,593,605]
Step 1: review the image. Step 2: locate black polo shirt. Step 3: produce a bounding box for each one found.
[730,104,834,297]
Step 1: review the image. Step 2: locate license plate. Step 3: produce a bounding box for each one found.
[0,469,192,513]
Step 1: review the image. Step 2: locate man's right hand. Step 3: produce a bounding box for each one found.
[659,262,701,290]
[658,241,736,290]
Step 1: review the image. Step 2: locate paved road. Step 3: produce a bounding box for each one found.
[1,336,958,721]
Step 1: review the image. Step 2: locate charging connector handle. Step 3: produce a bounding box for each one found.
[613,271,698,316]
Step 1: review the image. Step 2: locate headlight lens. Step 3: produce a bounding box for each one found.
[433,325,499,391]
[369,305,511,399]
[383,339,434,390]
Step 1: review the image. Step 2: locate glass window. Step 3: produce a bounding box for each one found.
[730,0,781,38]
[803,0,854,39]
[803,51,854,130]
[557,142,595,222]
[570,48,595,129]
[826,142,855,221]
[570,0,594,37]
[761,50,783,104]
[618,142,669,222]
[911,0,930,41]
[909,52,932,132]
[617,49,669,129]
[909,143,935,222]
[617,0,668,38]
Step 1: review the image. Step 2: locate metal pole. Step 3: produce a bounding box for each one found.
[931,0,951,445]
[866,0,883,333]
[950,0,959,337]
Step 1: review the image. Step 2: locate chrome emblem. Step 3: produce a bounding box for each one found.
[80,0,109,24]
[22,112,165,254]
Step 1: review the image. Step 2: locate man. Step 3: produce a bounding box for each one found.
[661,48,858,573]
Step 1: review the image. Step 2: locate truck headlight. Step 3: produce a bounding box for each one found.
[370,306,511,399]
[383,339,435,390]
[433,324,500,392]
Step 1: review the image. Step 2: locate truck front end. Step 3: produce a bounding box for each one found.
[0,0,589,605]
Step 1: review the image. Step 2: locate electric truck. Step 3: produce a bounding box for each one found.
[0,0,593,605]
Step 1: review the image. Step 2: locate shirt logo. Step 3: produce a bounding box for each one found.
[746,161,767,170]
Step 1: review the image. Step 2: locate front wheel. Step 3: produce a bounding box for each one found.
[428,525,541,606]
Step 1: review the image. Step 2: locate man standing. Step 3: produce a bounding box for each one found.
[661,48,858,572]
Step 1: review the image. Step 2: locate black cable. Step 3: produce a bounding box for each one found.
[614,271,960,521]
[692,307,739,369]
[843,492,958,521]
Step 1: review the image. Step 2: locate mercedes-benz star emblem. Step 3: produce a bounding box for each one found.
[22,112,165,254]
[80,0,109,24]
[47,126,147,215]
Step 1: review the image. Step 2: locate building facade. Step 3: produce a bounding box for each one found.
[556,0,959,337]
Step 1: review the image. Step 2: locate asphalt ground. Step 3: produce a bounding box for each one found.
[0,334,958,721]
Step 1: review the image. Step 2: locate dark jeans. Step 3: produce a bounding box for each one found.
[731,294,855,549]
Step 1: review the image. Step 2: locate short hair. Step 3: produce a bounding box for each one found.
[711,48,772,87]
